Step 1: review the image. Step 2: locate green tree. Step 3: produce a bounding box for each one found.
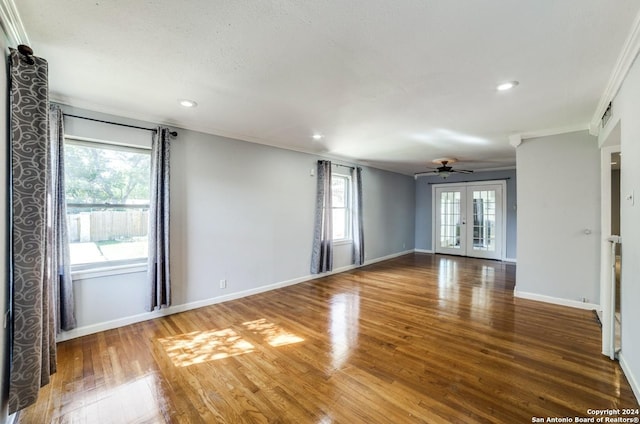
[64,143,150,204]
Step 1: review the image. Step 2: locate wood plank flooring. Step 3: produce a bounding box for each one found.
[17,253,639,423]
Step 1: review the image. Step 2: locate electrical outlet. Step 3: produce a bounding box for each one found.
[220,279,227,289]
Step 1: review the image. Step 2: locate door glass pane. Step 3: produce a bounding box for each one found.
[472,190,496,251]
[440,191,461,249]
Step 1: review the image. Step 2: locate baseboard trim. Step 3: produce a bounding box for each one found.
[619,353,640,404]
[365,250,415,264]
[514,290,599,311]
[413,249,513,261]
[57,250,414,341]
[414,249,434,254]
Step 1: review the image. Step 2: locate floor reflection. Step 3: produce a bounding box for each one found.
[481,265,495,285]
[470,265,495,316]
[330,291,360,369]
[62,374,165,422]
[438,258,459,305]
[437,257,505,322]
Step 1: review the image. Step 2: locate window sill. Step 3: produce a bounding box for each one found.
[71,262,147,280]
[333,239,353,246]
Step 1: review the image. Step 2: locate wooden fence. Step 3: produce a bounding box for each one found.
[68,210,149,242]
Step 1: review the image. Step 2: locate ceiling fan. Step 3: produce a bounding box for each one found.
[414,158,474,179]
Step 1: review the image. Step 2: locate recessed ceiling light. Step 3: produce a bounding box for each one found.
[312,134,323,140]
[179,99,198,108]
[497,81,519,91]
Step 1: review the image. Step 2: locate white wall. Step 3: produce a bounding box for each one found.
[61,106,416,336]
[63,107,151,149]
[600,53,640,401]
[515,131,601,307]
[362,166,416,260]
[1,34,11,424]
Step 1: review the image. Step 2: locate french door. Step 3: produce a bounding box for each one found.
[434,182,505,260]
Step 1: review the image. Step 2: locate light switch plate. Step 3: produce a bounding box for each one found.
[626,190,634,206]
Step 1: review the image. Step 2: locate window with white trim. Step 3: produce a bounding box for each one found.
[331,174,352,241]
[64,139,151,268]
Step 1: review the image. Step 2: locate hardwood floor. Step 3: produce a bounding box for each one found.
[18,253,639,423]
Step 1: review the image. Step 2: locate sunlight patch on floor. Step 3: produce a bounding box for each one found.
[242,318,304,347]
[158,320,303,367]
[158,328,255,367]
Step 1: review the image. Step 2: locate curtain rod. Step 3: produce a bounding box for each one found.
[334,163,356,170]
[318,160,356,170]
[63,113,178,137]
[318,160,358,170]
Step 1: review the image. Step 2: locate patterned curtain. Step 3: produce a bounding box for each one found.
[146,127,172,311]
[49,105,76,331]
[8,48,57,413]
[351,167,365,266]
[311,160,333,274]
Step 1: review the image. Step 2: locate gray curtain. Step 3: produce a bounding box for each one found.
[146,127,171,311]
[8,48,57,414]
[351,167,365,266]
[49,105,76,331]
[311,160,333,274]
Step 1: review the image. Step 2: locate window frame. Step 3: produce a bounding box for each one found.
[64,137,152,277]
[331,173,353,243]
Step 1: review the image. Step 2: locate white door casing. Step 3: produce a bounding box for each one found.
[600,144,621,359]
[433,181,506,260]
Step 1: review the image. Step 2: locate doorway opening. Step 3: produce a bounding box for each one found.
[599,136,621,359]
[433,180,506,260]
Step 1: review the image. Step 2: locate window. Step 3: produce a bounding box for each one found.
[64,139,151,268]
[332,174,352,241]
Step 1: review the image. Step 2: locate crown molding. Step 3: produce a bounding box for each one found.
[521,123,589,140]
[589,8,640,136]
[0,0,29,47]
[510,123,590,146]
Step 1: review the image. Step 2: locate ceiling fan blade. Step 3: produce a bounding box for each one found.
[453,169,474,174]
[414,171,438,178]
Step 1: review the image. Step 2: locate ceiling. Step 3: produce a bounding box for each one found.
[15,1,640,175]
